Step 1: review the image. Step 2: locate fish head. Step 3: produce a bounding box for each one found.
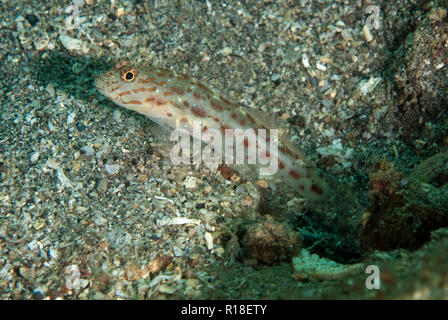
[94,61,140,102]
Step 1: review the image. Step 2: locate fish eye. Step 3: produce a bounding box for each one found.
[125,72,134,80]
[121,68,138,82]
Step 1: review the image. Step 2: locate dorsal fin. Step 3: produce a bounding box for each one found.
[277,135,315,167]
[239,107,289,136]
[241,107,314,167]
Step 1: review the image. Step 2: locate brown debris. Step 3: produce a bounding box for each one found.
[218,164,234,179]
[361,153,448,252]
[241,219,302,265]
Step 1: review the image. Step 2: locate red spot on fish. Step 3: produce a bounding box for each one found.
[183,101,189,107]
[289,170,301,179]
[145,97,155,102]
[239,119,245,126]
[231,113,237,119]
[172,87,184,95]
[187,88,192,93]
[299,185,305,191]
[279,161,285,170]
[193,92,200,100]
[279,147,293,157]
[111,84,122,92]
[119,91,131,96]
[124,100,142,105]
[202,126,208,133]
[311,183,323,195]
[132,88,147,93]
[243,137,249,147]
[167,112,172,117]
[163,91,172,96]
[191,106,207,117]
[156,100,166,105]
[210,100,224,111]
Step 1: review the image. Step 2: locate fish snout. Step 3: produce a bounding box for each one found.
[94,76,109,95]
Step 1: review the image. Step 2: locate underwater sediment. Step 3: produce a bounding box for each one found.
[0,0,447,299]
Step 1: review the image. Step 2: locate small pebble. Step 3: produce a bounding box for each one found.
[301,54,310,68]
[67,112,76,125]
[105,164,120,175]
[81,145,94,156]
[45,159,59,170]
[30,152,39,163]
[173,246,184,257]
[59,34,88,53]
[45,84,55,97]
[363,25,373,42]
[316,63,327,71]
[219,47,233,56]
[113,109,121,121]
[205,232,213,250]
[183,176,198,190]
